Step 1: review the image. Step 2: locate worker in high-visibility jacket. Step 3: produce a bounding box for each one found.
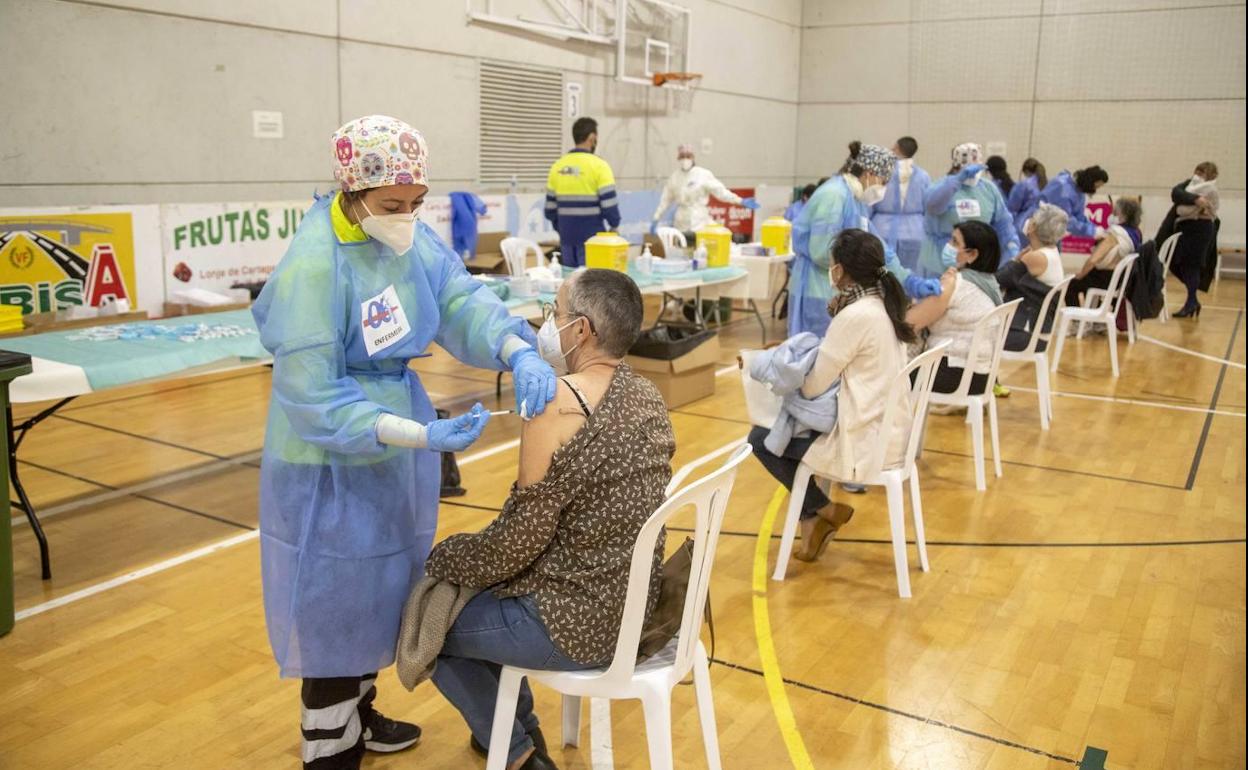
[545,117,621,267]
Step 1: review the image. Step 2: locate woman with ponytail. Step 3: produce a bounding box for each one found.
[747,228,916,563]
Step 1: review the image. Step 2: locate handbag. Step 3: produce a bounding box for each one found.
[637,538,715,664]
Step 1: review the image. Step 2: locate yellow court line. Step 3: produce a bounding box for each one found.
[752,485,815,770]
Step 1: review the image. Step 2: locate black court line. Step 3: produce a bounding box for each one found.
[666,525,1246,549]
[921,448,1187,491]
[707,657,1081,766]
[439,500,507,513]
[671,408,1186,490]
[50,414,235,460]
[16,458,255,532]
[1186,309,1243,490]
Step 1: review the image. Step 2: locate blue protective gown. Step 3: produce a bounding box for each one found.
[870,160,931,272]
[1006,175,1041,235]
[449,191,487,257]
[1031,171,1097,238]
[790,175,891,337]
[917,174,1019,278]
[252,194,532,678]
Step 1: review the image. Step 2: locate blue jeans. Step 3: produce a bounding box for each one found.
[431,592,591,765]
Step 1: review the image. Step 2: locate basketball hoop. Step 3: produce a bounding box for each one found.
[651,71,702,88]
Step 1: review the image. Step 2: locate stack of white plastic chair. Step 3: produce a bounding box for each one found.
[483,444,753,770]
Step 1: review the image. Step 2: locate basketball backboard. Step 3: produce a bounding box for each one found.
[466,0,694,89]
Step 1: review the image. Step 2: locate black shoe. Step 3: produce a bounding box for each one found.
[1174,303,1202,318]
[470,726,548,759]
[363,711,421,753]
[517,750,559,770]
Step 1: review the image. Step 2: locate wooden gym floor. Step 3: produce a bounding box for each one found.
[1,280,1244,769]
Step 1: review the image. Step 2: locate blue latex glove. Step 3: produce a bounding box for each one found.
[649,220,659,235]
[741,197,760,210]
[509,347,557,419]
[957,164,985,182]
[905,274,942,299]
[427,403,490,453]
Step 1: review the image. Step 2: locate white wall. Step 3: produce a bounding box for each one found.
[797,0,1246,245]
[0,0,802,206]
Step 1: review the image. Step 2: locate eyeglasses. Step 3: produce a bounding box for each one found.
[540,301,597,335]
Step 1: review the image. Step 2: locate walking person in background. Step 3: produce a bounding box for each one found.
[545,117,620,267]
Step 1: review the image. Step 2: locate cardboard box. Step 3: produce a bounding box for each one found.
[163,301,251,317]
[625,333,720,408]
[462,231,508,274]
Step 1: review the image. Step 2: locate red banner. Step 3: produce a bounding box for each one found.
[1059,200,1112,255]
[708,187,755,238]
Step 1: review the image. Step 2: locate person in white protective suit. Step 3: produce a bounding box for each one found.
[651,144,759,234]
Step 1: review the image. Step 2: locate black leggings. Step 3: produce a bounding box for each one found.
[1173,219,1215,308]
[1066,269,1113,307]
[914,361,989,395]
[747,426,829,520]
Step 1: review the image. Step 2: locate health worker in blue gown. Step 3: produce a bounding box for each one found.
[915,142,1020,279]
[1019,165,1110,240]
[789,141,897,337]
[252,115,557,769]
[870,135,931,273]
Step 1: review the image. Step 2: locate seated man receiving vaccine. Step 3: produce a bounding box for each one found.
[421,269,675,770]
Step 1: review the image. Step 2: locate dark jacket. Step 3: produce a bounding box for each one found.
[1156,179,1220,291]
[1128,239,1165,321]
[996,259,1058,352]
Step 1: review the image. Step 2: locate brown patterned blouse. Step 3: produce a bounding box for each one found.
[424,363,675,665]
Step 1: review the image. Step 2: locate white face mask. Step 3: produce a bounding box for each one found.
[1107,214,1120,227]
[536,316,580,375]
[861,184,886,206]
[356,198,417,255]
[679,158,694,172]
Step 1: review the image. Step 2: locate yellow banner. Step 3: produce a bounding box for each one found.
[0,212,137,315]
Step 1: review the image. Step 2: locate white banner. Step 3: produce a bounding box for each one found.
[161,201,311,300]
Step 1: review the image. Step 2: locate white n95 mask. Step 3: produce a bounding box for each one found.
[357,199,417,255]
[861,184,886,206]
[679,159,694,172]
[537,317,580,375]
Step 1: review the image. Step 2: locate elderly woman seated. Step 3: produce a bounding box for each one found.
[419,269,674,770]
[1066,196,1143,306]
[1017,202,1069,287]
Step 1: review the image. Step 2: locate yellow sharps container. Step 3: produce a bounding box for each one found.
[584,232,629,272]
[696,222,732,268]
[761,216,793,255]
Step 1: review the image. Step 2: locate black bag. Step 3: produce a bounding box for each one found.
[637,538,714,664]
[435,408,466,498]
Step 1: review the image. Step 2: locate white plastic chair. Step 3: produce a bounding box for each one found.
[499,236,545,276]
[1001,277,1071,430]
[1156,233,1181,323]
[655,227,687,252]
[1050,254,1138,378]
[484,444,753,770]
[771,342,949,598]
[928,299,1022,492]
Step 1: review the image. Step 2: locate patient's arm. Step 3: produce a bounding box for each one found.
[518,381,584,488]
[1076,236,1119,279]
[425,382,586,587]
[905,269,957,331]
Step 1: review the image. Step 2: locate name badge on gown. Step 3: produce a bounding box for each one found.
[360,284,412,357]
[955,199,982,219]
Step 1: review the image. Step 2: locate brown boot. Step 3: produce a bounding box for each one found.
[816,501,854,530]
[794,515,835,562]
